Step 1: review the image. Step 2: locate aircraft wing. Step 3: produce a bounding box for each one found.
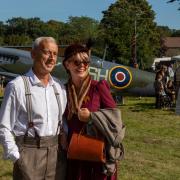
[0,71,19,78]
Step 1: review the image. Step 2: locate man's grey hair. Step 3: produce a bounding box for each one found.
[32,37,57,49]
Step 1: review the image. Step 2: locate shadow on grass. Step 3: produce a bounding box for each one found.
[129,102,156,112]
[0,171,12,178]
[129,102,175,113]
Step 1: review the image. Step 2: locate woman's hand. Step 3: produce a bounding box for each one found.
[78,108,90,122]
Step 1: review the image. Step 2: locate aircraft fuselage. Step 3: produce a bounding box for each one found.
[0,47,155,96]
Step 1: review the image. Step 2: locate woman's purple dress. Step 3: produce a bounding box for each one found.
[66,80,117,180]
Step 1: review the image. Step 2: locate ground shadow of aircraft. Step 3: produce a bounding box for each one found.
[0,47,155,96]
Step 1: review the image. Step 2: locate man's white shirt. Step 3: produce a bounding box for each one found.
[0,69,67,162]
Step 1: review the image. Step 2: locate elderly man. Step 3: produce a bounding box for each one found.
[0,37,67,179]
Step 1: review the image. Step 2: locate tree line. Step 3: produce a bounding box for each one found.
[0,0,179,69]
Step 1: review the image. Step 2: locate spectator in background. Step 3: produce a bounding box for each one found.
[165,80,176,105]
[168,64,174,79]
[162,65,169,84]
[174,65,180,99]
[155,65,169,90]
[154,74,166,109]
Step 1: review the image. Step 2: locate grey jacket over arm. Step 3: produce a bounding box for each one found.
[87,108,125,175]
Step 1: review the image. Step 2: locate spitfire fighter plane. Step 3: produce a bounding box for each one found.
[0,47,155,96]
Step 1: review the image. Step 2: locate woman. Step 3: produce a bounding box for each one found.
[63,43,117,180]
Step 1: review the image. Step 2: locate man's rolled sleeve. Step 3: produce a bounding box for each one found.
[0,82,19,162]
[0,126,20,162]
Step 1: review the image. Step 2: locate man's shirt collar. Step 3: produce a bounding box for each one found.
[26,69,54,87]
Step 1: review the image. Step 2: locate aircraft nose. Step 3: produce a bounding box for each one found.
[109,66,132,89]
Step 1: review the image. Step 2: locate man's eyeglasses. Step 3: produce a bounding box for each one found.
[71,60,90,67]
[40,49,58,57]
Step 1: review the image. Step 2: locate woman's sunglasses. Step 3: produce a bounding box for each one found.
[71,60,90,67]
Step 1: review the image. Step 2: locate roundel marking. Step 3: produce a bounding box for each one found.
[109,66,132,89]
[115,72,125,82]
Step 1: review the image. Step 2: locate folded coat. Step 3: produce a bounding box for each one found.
[87,108,125,175]
[89,108,125,147]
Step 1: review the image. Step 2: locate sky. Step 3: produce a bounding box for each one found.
[0,0,179,30]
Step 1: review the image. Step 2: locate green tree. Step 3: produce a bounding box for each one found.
[0,36,4,45]
[172,29,180,36]
[4,34,32,45]
[100,0,160,69]
[157,26,172,37]
[63,16,99,44]
[47,20,65,42]
[6,17,29,36]
[0,21,5,36]
[0,21,6,45]
[26,17,45,39]
[156,26,172,57]
[5,18,65,42]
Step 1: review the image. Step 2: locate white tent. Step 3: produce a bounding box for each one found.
[151,57,171,70]
[172,55,180,61]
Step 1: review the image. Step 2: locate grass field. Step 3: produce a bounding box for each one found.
[0,90,3,97]
[119,97,180,180]
[0,96,180,180]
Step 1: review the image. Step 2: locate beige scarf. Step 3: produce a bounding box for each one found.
[67,75,91,120]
